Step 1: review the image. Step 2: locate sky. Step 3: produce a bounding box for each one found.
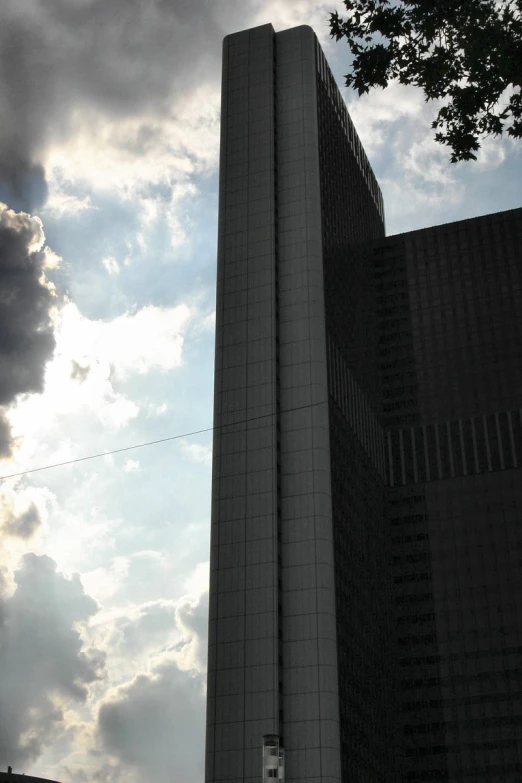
[0,1,520,781]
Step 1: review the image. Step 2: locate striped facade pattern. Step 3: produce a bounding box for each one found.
[386,409,522,486]
[327,319,522,488]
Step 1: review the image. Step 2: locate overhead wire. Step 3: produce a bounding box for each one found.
[0,399,329,482]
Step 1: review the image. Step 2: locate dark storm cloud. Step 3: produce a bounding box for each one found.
[0,158,48,215]
[98,658,205,782]
[0,0,254,209]
[0,553,105,768]
[0,203,57,455]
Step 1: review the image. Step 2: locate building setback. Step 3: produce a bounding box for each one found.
[205,21,522,783]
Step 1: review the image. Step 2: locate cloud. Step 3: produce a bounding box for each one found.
[81,551,172,607]
[122,459,139,474]
[0,411,11,458]
[2,500,40,539]
[70,360,90,383]
[14,559,210,780]
[3,299,193,471]
[93,563,209,781]
[0,484,54,589]
[251,0,332,42]
[113,600,177,657]
[0,0,329,214]
[44,189,97,219]
[0,0,230,212]
[0,553,104,768]
[97,657,205,783]
[179,440,212,466]
[46,102,218,205]
[171,589,209,675]
[102,256,120,276]
[0,203,59,456]
[0,158,49,214]
[57,300,192,381]
[145,401,168,418]
[344,81,424,158]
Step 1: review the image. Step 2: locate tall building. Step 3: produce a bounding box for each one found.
[205,21,522,783]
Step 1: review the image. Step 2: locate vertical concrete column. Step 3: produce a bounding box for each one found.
[206,24,280,783]
[275,25,342,783]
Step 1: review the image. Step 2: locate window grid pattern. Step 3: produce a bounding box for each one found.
[327,335,386,481]
[316,56,399,783]
[314,38,383,217]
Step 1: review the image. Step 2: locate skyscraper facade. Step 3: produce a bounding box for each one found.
[205,21,522,783]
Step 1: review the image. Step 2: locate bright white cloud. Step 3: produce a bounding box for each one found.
[59,300,193,379]
[123,459,139,474]
[81,551,172,608]
[3,299,193,474]
[102,256,120,276]
[45,88,220,202]
[146,402,168,418]
[44,509,119,582]
[344,82,424,158]
[81,557,132,605]
[179,440,212,466]
[184,561,210,603]
[44,189,97,219]
[191,310,215,337]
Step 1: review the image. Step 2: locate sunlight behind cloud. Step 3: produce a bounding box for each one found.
[44,188,97,219]
[44,87,220,202]
[5,299,193,462]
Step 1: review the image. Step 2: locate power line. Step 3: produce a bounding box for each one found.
[0,400,328,482]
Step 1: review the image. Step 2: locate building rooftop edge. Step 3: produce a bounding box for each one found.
[383,205,522,241]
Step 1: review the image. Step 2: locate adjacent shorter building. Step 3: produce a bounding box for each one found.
[205,20,522,783]
[0,769,61,783]
[373,210,522,782]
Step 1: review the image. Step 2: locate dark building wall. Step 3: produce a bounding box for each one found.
[0,774,61,783]
[275,26,343,783]
[314,36,399,783]
[379,208,522,781]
